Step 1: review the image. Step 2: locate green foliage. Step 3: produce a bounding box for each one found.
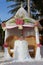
[6,0,43,15]
[33,0,43,14]
[6,0,27,14]
[6,0,14,2]
[24,19,30,23]
[8,4,21,14]
[6,0,25,2]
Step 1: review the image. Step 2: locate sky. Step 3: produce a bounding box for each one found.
[0,0,14,22]
[0,0,40,23]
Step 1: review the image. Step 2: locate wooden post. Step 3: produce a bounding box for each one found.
[28,0,30,17]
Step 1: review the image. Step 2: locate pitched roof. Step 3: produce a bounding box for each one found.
[6,7,36,29]
[14,7,29,19]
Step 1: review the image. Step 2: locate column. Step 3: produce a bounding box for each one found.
[34,26,41,60]
[4,46,11,59]
[4,30,11,59]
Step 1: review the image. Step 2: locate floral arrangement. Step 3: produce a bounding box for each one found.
[15,18,30,24]
[1,18,31,30]
[15,18,24,25]
[15,18,30,29]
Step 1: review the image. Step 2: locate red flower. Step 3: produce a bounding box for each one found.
[3,43,8,47]
[15,18,24,25]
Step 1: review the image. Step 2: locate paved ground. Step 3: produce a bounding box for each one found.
[40,46,43,57]
[0,52,4,58]
[3,61,43,65]
[0,46,43,65]
[0,59,43,65]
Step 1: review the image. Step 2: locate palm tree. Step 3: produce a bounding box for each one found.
[6,0,27,14]
[28,0,30,17]
[6,0,31,17]
[32,0,43,15]
[6,0,43,19]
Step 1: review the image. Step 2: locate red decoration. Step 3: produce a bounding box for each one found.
[37,44,42,47]
[3,43,8,47]
[15,18,24,25]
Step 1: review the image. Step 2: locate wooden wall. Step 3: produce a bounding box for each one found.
[6,35,37,58]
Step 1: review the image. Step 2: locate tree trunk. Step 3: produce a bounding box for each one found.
[28,0,30,17]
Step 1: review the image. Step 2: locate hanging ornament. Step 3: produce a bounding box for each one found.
[18,25,23,29]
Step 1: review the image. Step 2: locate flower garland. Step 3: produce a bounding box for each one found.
[1,18,31,30]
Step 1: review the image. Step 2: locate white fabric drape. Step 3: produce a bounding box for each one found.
[14,40,31,60]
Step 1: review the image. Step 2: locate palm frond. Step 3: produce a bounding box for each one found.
[6,0,25,2]
[6,0,27,14]
[13,0,25,2]
[8,5,21,14]
[7,2,21,8]
[6,0,14,2]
